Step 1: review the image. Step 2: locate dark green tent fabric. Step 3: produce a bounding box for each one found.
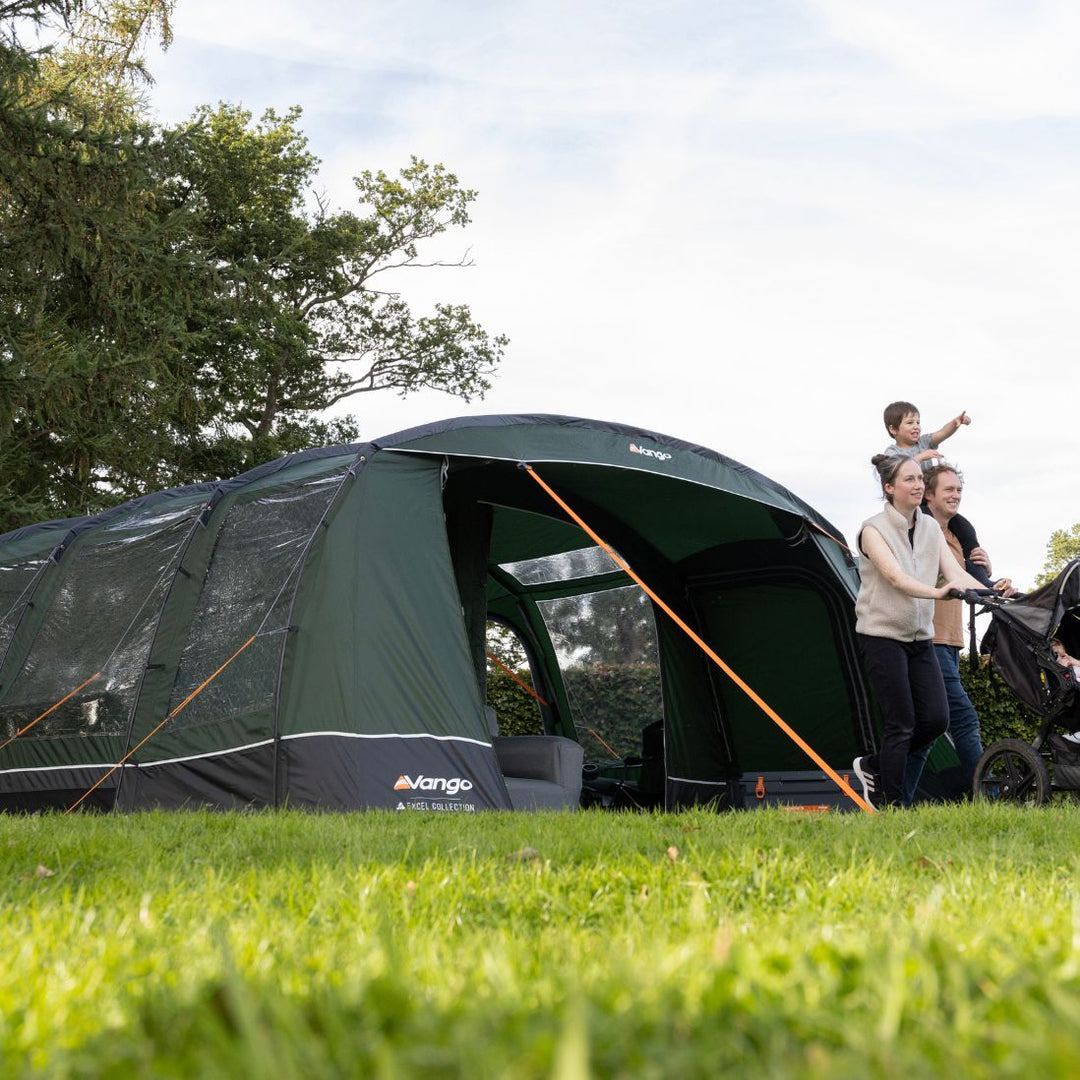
[0,414,876,812]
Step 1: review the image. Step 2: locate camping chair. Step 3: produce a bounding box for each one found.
[486,708,584,810]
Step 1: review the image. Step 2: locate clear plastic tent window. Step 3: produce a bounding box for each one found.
[499,545,620,586]
[166,471,347,733]
[537,584,664,764]
[0,503,208,742]
[0,554,50,668]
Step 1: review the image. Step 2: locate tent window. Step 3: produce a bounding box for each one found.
[0,552,50,665]
[499,546,619,586]
[484,621,543,735]
[537,585,663,764]
[0,504,207,741]
[166,472,346,732]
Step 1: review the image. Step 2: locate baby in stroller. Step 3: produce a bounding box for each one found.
[1052,637,1080,677]
[1052,637,1080,745]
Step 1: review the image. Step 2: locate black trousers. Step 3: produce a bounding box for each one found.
[857,634,949,805]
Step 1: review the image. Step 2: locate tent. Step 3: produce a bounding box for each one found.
[0,414,876,812]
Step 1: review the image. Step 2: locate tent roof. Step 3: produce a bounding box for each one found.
[0,414,852,570]
[379,413,849,542]
[375,414,855,589]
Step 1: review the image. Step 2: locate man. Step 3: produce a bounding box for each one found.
[903,465,1013,802]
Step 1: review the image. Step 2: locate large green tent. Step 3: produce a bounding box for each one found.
[0,414,876,812]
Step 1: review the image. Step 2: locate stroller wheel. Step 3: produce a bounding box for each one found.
[973,739,1051,806]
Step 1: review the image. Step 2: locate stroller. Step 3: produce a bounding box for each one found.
[968,558,1080,804]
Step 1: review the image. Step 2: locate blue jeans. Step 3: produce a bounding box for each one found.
[904,644,983,803]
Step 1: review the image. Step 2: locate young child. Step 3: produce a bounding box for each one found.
[881,400,970,468]
[879,400,992,587]
[1051,638,1080,745]
[1052,638,1080,678]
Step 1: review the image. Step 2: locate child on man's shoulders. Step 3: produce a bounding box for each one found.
[878,400,993,589]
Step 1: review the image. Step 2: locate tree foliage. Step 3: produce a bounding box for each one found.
[0,5,506,530]
[0,0,194,527]
[162,104,507,479]
[1036,523,1080,587]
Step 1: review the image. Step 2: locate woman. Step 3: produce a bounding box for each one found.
[852,454,985,808]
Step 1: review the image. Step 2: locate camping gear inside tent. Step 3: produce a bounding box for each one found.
[0,414,876,813]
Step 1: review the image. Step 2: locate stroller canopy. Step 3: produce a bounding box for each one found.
[982,559,1080,716]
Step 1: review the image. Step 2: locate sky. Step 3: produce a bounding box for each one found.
[144,0,1080,590]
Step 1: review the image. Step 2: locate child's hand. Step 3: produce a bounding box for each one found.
[915,449,942,462]
[956,411,971,426]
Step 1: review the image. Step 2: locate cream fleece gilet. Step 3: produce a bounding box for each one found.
[855,502,943,641]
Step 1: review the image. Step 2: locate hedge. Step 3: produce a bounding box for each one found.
[487,663,662,754]
[488,654,1047,759]
[486,666,545,736]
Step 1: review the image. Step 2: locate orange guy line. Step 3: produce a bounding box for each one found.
[0,671,102,753]
[65,635,258,815]
[586,727,622,759]
[486,651,549,706]
[808,520,854,555]
[522,464,873,814]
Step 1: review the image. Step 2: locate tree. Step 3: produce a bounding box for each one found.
[0,0,194,529]
[0,14,507,527]
[156,103,508,480]
[1036,523,1080,587]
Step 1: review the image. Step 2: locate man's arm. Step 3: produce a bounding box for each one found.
[937,540,988,593]
[969,546,1018,596]
[969,546,992,575]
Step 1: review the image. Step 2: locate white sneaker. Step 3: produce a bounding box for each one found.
[852,756,878,809]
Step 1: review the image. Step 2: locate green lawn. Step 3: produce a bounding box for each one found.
[2,804,1079,1078]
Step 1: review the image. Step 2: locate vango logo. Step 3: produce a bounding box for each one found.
[394,774,474,796]
[628,441,672,462]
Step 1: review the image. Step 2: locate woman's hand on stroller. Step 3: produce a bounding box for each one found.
[944,583,1005,604]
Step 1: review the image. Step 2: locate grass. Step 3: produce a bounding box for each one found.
[2,803,1080,1077]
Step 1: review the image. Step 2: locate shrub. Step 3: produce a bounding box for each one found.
[486,666,544,735]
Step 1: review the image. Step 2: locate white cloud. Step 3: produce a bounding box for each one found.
[812,0,1080,116]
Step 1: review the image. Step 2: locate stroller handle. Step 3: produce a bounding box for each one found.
[948,587,1001,603]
